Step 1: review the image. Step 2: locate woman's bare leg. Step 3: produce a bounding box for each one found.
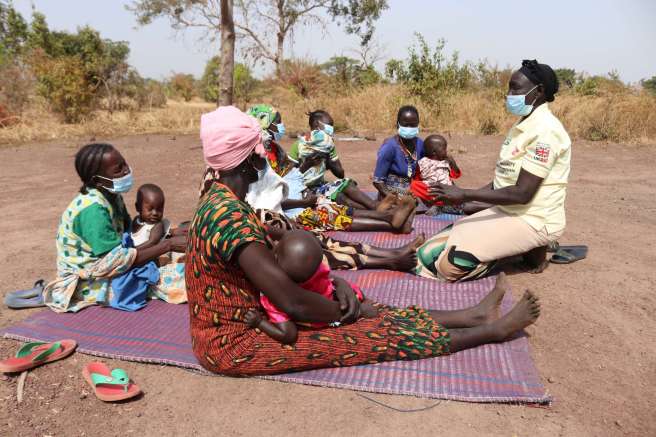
[364,233,426,258]
[335,193,368,210]
[448,291,540,353]
[342,183,378,210]
[522,245,548,273]
[349,218,396,232]
[359,253,417,271]
[427,273,509,328]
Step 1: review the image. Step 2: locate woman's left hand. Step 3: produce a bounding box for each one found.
[428,183,466,203]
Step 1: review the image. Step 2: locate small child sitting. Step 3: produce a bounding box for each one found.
[418,134,461,186]
[244,230,378,344]
[411,134,463,215]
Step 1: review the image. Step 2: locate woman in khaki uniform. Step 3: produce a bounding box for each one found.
[416,60,571,282]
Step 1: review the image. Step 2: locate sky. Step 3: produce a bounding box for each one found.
[11,0,656,83]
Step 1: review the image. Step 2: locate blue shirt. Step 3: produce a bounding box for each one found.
[373,136,425,183]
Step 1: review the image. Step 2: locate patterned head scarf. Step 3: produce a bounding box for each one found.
[247,104,280,130]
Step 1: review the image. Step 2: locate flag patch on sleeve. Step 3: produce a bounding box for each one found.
[534,144,550,163]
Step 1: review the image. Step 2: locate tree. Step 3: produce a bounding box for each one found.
[169,73,196,101]
[321,55,359,85]
[385,34,473,101]
[320,55,380,88]
[235,0,388,76]
[219,0,235,105]
[642,76,656,95]
[127,0,236,106]
[0,3,29,61]
[201,55,257,103]
[128,0,389,93]
[554,68,576,88]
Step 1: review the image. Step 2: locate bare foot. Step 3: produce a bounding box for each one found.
[386,251,417,272]
[490,290,541,341]
[525,259,549,274]
[469,272,508,325]
[376,194,398,212]
[394,232,426,256]
[391,196,415,229]
[400,207,417,234]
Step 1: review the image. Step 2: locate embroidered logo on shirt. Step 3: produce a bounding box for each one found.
[534,144,550,163]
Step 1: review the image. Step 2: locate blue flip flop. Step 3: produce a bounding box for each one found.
[5,293,45,309]
[6,280,45,299]
[4,280,46,309]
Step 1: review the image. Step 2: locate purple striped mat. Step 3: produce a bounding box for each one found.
[2,271,550,404]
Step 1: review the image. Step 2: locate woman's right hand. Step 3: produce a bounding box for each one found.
[300,153,325,172]
[167,234,188,253]
[332,277,361,324]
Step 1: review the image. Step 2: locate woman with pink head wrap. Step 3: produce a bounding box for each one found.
[184,106,542,377]
[198,106,267,198]
[201,105,266,174]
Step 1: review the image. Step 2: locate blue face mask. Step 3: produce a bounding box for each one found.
[96,169,134,194]
[273,123,286,142]
[506,85,538,116]
[398,125,419,139]
[321,123,334,137]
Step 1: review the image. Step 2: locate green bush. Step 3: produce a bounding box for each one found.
[200,56,258,104]
[168,73,195,102]
[32,53,95,123]
[642,76,656,95]
[385,34,474,103]
[555,68,576,88]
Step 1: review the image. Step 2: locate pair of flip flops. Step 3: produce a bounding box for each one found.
[0,340,141,402]
[548,243,588,264]
[4,280,46,309]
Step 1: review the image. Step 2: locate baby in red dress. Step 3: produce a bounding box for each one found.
[244,230,377,344]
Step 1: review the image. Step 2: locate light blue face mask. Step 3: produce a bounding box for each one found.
[321,123,334,137]
[96,169,134,194]
[398,124,419,139]
[506,85,538,116]
[273,123,286,142]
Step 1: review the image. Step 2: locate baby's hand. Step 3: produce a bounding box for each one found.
[359,300,379,319]
[244,309,263,328]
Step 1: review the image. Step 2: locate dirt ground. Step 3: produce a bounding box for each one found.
[1,133,654,437]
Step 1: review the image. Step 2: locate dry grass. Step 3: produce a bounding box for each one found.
[0,100,214,145]
[2,85,655,145]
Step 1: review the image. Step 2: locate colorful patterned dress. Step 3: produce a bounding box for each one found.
[185,182,450,376]
[43,188,186,313]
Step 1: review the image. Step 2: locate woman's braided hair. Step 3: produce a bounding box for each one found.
[74,143,114,194]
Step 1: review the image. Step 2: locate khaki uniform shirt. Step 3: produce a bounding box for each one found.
[493,104,571,233]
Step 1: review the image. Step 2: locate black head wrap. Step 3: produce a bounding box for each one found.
[519,60,559,102]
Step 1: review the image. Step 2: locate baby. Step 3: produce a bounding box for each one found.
[131,184,170,248]
[131,184,188,264]
[415,135,464,215]
[418,134,461,186]
[244,230,377,344]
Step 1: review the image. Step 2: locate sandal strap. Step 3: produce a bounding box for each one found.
[90,368,130,392]
[16,341,61,361]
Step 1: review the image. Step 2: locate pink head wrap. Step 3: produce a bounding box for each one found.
[200,105,266,173]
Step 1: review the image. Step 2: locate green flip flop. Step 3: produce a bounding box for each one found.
[83,362,142,402]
